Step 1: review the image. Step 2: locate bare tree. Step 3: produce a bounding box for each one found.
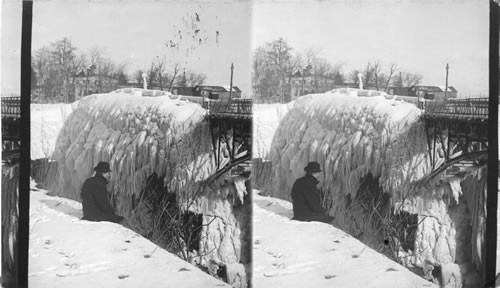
[32,38,79,102]
[252,46,275,101]
[371,61,382,90]
[51,38,77,102]
[383,64,398,92]
[147,62,156,90]
[184,70,206,87]
[155,57,167,90]
[88,47,121,93]
[135,70,144,88]
[167,63,182,92]
[364,62,372,89]
[402,72,423,87]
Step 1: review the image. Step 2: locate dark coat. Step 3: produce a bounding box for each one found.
[291,174,331,222]
[80,174,122,222]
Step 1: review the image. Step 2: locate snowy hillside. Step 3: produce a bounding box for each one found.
[253,191,438,288]
[253,89,485,287]
[29,181,230,288]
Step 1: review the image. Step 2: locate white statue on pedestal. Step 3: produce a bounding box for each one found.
[357,73,363,90]
[142,73,148,90]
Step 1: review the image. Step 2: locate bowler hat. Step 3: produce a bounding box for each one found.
[94,162,111,173]
[304,162,322,173]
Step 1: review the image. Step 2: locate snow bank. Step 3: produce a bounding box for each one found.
[41,91,249,287]
[253,90,485,287]
[253,191,438,288]
[31,103,75,160]
[29,183,231,288]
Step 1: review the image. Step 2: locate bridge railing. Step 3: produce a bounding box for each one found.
[208,98,252,118]
[1,97,21,118]
[424,97,488,118]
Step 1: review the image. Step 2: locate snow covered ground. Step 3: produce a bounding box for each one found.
[28,180,230,288]
[253,191,437,288]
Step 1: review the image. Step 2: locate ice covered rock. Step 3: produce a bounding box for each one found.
[40,92,249,287]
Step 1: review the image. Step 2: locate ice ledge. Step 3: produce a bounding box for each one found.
[253,191,437,288]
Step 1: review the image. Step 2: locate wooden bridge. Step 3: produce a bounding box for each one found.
[1,97,21,164]
[422,97,488,178]
[206,99,252,181]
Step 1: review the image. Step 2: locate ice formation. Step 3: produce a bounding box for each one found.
[253,88,486,287]
[37,89,249,288]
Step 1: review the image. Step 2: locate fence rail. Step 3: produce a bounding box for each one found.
[424,98,488,119]
[208,99,252,119]
[1,97,21,118]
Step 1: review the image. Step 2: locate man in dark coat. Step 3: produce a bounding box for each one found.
[291,162,334,223]
[81,162,124,223]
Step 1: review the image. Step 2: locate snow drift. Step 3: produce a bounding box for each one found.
[31,103,75,160]
[34,89,250,288]
[253,88,485,288]
[253,191,438,288]
[29,181,231,288]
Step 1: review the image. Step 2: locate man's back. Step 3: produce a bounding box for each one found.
[291,174,326,221]
[81,175,115,220]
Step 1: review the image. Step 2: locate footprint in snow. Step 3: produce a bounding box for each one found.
[272,262,286,269]
[267,251,283,258]
[43,239,53,249]
[263,261,320,277]
[56,261,112,277]
[325,274,336,279]
[58,251,75,258]
[386,268,398,272]
[64,262,80,269]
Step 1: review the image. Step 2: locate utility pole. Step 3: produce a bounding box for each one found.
[229,63,234,100]
[85,68,89,96]
[301,68,305,96]
[445,63,449,101]
[183,68,186,87]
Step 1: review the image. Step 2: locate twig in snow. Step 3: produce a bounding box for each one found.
[352,245,367,258]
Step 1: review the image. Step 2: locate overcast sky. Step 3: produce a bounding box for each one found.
[2,0,252,96]
[253,0,489,96]
[0,0,491,97]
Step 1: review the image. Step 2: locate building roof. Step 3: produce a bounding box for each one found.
[438,86,457,93]
[196,85,241,92]
[412,85,457,93]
